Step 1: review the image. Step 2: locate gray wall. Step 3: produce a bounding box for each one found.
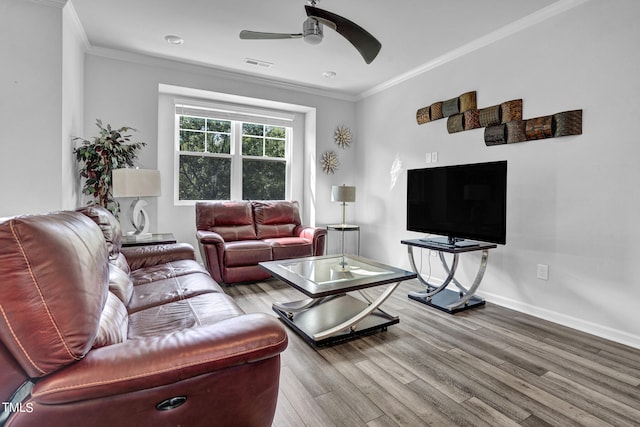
[354,0,640,347]
[0,0,84,216]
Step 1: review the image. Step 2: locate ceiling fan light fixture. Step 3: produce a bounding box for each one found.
[238,2,380,63]
[303,18,323,45]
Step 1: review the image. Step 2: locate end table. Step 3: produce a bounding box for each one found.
[121,233,176,247]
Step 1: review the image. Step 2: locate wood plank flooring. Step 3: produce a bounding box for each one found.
[225,280,640,427]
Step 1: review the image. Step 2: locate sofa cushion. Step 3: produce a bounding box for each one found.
[128,259,209,285]
[224,240,272,267]
[0,212,108,377]
[93,292,128,348]
[109,264,133,305]
[128,293,244,339]
[196,201,257,241]
[127,272,222,313]
[110,252,130,274]
[253,201,301,239]
[265,237,313,260]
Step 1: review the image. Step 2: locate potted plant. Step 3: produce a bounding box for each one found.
[74,119,146,216]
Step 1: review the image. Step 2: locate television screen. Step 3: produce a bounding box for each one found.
[407,160,507,245]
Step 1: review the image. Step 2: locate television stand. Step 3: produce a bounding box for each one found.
[418,236,479,248]
[401,239,497,314]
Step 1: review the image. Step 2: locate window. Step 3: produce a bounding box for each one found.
[175,103,293,203]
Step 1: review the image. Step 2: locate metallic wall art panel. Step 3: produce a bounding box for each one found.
[484,124,507,146]
[416,106,430,125]
[553,110,582,137]
[506,120,527,144]
[447,114,465,134]
[430,102,443,120]
[414,90,581,147]
[501,99,523,123]
[463,110,481,130]
[479,105,502,127]
[442,97,460,117]
[525,116,554,140]
[459,91,477,112]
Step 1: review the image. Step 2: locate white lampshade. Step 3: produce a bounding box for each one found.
[112,169,161,198]
[331,185,356,203]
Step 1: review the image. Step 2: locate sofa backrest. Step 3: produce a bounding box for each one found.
[76,205,122,259]
[253,200,301,239]
[196,201,257,241]
[0,212,108,380]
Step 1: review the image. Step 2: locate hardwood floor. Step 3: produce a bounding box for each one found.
[225,280,640,427]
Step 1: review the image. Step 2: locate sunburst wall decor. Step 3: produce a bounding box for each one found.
[334,126,352,149]
[320,151,339,174]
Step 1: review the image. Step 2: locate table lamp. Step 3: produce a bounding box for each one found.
[331,184,356,226]
[112,168,161,239]
[331,184,356,270]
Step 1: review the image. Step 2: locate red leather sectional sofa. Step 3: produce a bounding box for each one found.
[196,200,326,284]
[0,205,287,427]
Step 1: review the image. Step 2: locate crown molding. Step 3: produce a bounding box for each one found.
[86,46,358,103]
[63,1,90,50]
[29,0,67,8]
[357,0,591,100]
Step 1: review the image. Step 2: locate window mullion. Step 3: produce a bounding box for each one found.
[230,121,243,200]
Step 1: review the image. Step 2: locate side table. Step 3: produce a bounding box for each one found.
[401,239,497,314]
[326,224,360,255]
[121,233,176,247]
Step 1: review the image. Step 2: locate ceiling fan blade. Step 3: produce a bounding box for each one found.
[239,30,303,40]
[305,5,381,64]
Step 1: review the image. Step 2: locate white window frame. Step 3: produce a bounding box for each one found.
[174,100,295,205]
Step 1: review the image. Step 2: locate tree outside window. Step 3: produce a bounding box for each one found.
[177,115,289,202]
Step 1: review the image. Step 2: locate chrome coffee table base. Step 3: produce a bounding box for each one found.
[260,255,416,347]
[273,288,400,347]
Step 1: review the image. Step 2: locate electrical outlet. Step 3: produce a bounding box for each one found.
[425,152,432,163]
[537,264,549,280]
[431,151,438,162]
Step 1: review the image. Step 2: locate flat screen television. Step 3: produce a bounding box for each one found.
[407,160,507,247]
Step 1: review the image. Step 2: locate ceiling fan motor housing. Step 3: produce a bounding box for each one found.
[303,18,323,44]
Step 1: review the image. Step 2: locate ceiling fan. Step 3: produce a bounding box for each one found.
[239,0,381,64]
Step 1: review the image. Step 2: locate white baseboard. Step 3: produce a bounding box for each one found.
[481,291,640,350]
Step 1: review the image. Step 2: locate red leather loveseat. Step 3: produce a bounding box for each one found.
[0,205,287,427]
[196,200,326,284]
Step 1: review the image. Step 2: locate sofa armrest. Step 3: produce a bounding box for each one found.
[121,243,195,271]
[295,226,327,256]
[31,313,287,405]
[196,230,226,282]
[196,230,225,245]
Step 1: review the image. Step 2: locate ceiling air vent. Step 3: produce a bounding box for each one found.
[243,58,273,69]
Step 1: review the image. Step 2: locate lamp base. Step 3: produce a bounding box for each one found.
[331,256,353,272]
[126,231,153,241]
[129,198,150,235]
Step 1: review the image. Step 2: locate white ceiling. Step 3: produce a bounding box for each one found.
[70,0,562,98]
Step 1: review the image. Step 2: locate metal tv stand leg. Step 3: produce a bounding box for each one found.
[406,245,488,313]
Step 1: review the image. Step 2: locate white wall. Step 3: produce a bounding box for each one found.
[83,52,357,252]
[62,2,86,210]
[355,0,640,347]
[0,0,63,216]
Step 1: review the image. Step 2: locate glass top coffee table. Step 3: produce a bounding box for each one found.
[259,254,416,346]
